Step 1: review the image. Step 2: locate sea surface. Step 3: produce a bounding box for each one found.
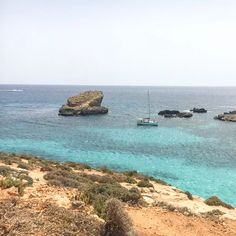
[0,85,236,205]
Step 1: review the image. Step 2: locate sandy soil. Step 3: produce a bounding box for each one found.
[127,206,236,236]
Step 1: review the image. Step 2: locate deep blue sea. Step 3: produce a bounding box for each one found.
[0,85,236,205]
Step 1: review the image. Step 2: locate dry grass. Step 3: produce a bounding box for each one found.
[101,198,138,236]
[0,198,102,236]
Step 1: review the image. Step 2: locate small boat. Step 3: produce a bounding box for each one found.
[137,90,158,126]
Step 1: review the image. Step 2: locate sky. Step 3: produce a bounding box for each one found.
[0,0,236,86]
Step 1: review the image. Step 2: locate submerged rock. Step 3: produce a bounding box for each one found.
[191,108,207,113]
[158,110,193,118]
[214,111,236,122]
[59,91,108,116]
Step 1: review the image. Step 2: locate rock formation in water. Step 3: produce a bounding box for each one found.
[191,108,207,113]
[158,110,193,118]
[214,111,236,122]
[59,91,108,116]
[158,110,180,116]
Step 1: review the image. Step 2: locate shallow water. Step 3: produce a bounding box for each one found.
[0,85,236,205]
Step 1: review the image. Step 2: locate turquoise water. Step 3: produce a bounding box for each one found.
[0,85,236,205]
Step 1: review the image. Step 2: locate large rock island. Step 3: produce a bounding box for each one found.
[59,90,108,116]
[214,111,236,122]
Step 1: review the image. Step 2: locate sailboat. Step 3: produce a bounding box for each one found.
[137,90,158,126]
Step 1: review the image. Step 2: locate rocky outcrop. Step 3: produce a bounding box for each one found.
[214,111,236,122]
[177,112,193,118]
[158,110,193,118]
[59,91,108,116]
[191,108,207,113]
[158,110,180,116]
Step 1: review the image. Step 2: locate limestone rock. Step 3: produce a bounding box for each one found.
[59,91,108,116]
[214,111,236,122]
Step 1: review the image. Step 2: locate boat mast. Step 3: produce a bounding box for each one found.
[148,89,151,119]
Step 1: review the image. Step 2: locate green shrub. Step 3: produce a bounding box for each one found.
[80,163,91,170]
[17,181,25,196]
[17,163,31,170]
[137,180,153,188]
[123,170,138,177]
[93,195,107,218]
[47,176,82,188]
[204,209,224,219]
[18,174,33,186]
[0,166,13,177]
[0,177,20,189]
[125,176,137,184]
[81,183,142,217]
[86,174,116,184]
[205,196,234,209]
[40,164,54,172]
[185,191,193,200]
[99,166,113,175]
[44,170,92,189]
[55,164,72,172]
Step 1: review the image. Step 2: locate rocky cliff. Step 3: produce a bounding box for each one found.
[59,91,108,116]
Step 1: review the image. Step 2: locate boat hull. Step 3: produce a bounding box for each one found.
[137,122,158,126]
[137,118,158,126]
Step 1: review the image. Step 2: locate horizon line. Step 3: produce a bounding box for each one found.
[0,83,236,88]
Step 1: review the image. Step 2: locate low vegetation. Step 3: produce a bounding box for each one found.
[17,162,31,170]
[185,191,193,200]
[44,169,93,190]
[203,209,224,221]
[137,180,153,188]
[205,196,234,209]
[81,183,142,217]
[0,198,102,236]
[0,163,33,196]
[101,198,138,236]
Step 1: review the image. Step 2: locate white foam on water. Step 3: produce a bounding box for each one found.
[0,89,24,92]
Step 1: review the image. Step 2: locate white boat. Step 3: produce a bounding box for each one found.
[137,90,158,126]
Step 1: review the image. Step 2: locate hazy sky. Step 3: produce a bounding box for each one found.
[0,0,236,86]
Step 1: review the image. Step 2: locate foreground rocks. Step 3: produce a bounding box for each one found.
[158,110,193,118]
[59,90,108,116]
[214,111,236,122]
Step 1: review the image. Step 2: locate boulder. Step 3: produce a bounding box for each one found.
[191,108,207,113]
[59,91,108,116]
[214,111,236,122]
